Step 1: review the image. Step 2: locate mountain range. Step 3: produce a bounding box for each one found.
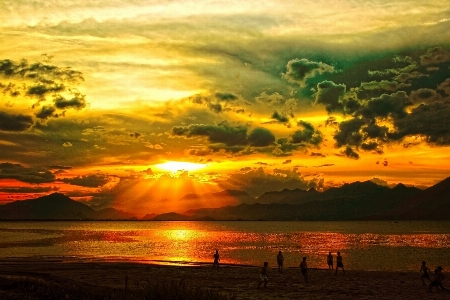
[0,176,449,220]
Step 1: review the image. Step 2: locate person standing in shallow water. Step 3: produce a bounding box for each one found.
[277,251,284,273]
[213,250,220,269]
[327,251,334,270]
[335,251,345,274]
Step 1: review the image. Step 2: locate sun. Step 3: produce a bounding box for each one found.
[154,161,207,173]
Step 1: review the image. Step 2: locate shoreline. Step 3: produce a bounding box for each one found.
[0,258,449,299]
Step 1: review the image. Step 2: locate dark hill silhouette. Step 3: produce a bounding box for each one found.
[185,180,424,220]
[150,212,191,221]
[369,176,450,220]
[256,188,319,204]
[0,193,136,220]
[180,189,254,205]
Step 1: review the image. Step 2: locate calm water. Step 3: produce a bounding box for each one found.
[0,221,449,271]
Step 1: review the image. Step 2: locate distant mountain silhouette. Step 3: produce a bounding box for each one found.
[1,177,448,220]
[368,176,450,220]
[184,180,425,220]
[180,189,254,205]
[150,212,191,221]
[256,188,319,204]
[0,193,136,220]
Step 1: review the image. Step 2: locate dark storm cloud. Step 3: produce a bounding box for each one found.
[438,78,450,95]
[282,58,335,86]
[27,83,65,98]
[54,94,87,110]
[215,92,238,101]
[314,81,346,113]
[0,111,34,131]
[208,102,222,113]
[393,100,450,145]
[61,174,110,187]
[333,118,365,147]
[35,105,56,120]
[0,59,83,83]
[1,58,87,121]
[247,127,275,147]
[171,121,248,147]
[271,111,289,122]
[410,88,441,104]
[222,167,323,197]
[290,120,323,146]
[357,80,411,99]
[129,132,141,139]
[49,165,72,170]
[358,91,412,119]
[420,47,450,66]
[310,152,326,157]
[0,162,55,183]
[0,186,58,193]
[342,146,359,159]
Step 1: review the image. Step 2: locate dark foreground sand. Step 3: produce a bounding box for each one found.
[0,258,449,299]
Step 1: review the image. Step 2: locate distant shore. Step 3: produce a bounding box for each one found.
[0,257,449,299]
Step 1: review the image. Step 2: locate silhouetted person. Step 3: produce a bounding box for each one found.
[428,266,446,292]
[299,257,308,282]
[327,251,334,270]
[257,262,269,288]
[213,250,220,269]
[277,251,284,273]
[335,251,345,274]
[420,261,431,286]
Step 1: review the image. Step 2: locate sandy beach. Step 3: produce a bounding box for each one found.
[0,258,449,299]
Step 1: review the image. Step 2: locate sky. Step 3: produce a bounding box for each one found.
[0,0,450,215]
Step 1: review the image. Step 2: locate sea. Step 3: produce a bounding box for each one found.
[0,221,449,272]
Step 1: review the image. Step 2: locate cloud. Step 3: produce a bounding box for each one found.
[393,100,450,145]
[282,58,335,86]
[314,81,346,113]
[220,167,323,197]
[215,92,238,101]
[62,142,72,147]
[310,152,326,157]
[420,47,450,66]
[271,111,289,123]
[0,186,58,193]
[171,121,248,147]
[61,174,110,187]
[290,120,323,146]
[0,111,34,131]
[0,162,55,183]
[247,127,276,147]
[343,146,359,159]
[35,105,57,120]
[54,94,87,110]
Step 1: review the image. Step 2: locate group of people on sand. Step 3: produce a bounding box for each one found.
[263,250,345,288]
[420,261,446,293]
[215,250,446,292]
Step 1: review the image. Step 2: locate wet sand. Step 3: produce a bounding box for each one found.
[0,258,448,299]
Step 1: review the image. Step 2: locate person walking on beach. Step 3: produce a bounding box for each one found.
[213,250,220,269]
[257,262,269,288]
[277,251,284,273]
[327,251,334,270]
[427,266,446,292]
[420,261,431,285]
[299,257,308,283]
[335,251,345,274]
